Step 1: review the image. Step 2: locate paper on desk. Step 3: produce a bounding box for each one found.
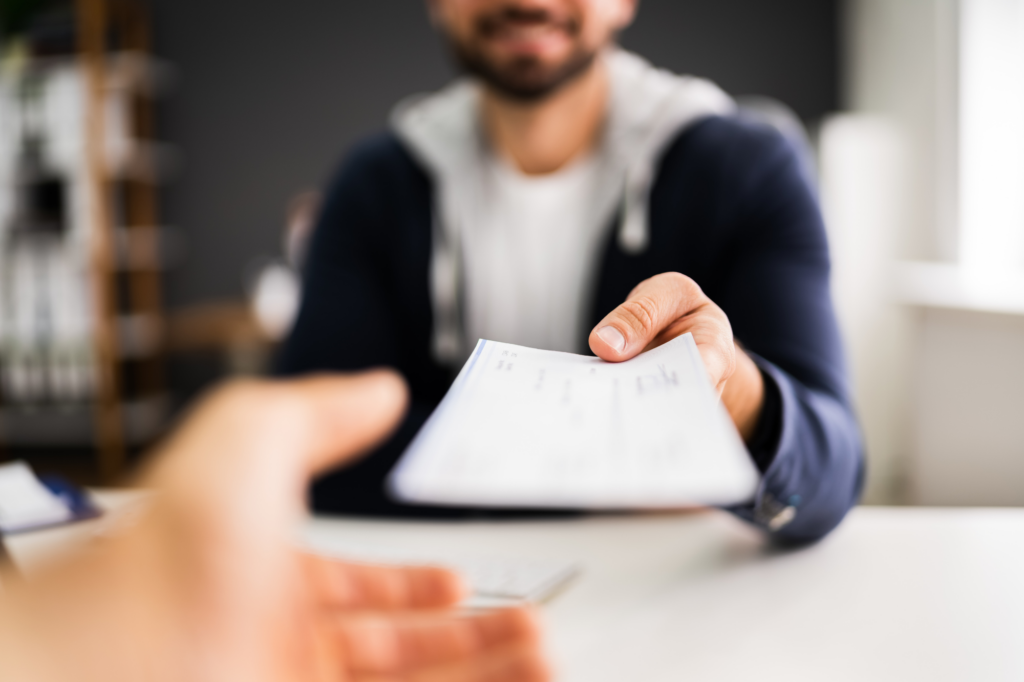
[306,540,580,605]
[0,461,72,533]
[389,333,759,508]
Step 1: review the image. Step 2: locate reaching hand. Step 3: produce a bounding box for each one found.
[589,272,765,440]
[0,372,549,682]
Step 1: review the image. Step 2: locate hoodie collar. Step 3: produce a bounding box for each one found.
[392,49,735,364]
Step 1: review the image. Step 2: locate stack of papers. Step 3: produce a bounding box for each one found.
[0,461,73,534]
[390,333,759,509]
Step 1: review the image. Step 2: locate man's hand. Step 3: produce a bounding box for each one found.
[0,372,549,682]
[589,273,765,440]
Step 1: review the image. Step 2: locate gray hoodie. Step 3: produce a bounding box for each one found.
[392,49,734,365]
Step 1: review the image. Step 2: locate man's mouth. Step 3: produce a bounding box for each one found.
[492,19,564,39]
[477,9,578,55]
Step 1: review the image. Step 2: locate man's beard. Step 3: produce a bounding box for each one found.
[451,42,599,103]
[446,6,599,102]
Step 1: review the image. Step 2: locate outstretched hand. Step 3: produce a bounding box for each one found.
[0,372,548,682]
[589,272,765,440]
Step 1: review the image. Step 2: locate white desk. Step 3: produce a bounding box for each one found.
[8,503,1024,681]
[307,508,1024,682]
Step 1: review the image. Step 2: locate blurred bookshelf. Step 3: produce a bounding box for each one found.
[0,0,173,482]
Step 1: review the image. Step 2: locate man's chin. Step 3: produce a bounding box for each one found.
[454,48,598,103]
[486,72,575,102]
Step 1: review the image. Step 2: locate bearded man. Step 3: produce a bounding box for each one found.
[278,0,864,543]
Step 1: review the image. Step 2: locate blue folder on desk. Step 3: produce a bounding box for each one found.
[0,463,102,536]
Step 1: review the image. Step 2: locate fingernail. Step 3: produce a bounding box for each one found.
[597,326,626,352]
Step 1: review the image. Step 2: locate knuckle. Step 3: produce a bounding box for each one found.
[208,378,268,413]
[723,348,737,379]
[620,296,660,336]
[661,271,705,300]
[217,379,304,424]
[659,271,688,285]
[658,271,694,289]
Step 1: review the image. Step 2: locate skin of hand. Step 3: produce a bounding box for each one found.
[0,372,549,682]
[589,273,766,441]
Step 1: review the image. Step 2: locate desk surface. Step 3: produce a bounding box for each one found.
[8,501,1024,682]
[303,508,1024,682]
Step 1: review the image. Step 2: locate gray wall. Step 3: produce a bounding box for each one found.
[152,0,839,308]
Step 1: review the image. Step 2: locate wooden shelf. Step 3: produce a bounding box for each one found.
[0,0,170,482]
[165,301,271,353]
[0,395,169,448]
[113,226,184,271]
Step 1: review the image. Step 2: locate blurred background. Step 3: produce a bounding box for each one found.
[0,0,1021,508]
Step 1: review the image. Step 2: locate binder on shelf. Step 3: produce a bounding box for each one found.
[0,0,172,480]
[0,460,101,535]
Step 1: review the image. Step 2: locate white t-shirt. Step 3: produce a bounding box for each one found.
[462,151,610,354]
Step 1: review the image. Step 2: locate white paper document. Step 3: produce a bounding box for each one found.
[307,541,579,605]
[389,333,759,509]
[0,461,72,533]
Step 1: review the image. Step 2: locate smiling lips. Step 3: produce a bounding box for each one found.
[478,10,579,57]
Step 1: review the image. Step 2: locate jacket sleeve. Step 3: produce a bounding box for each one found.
[277,141,401,375]
[708,120,865,544]
[274,136,448,515]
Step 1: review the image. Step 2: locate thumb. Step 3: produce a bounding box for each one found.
[287,371,410,475]
[589,273,706,362]
[144,370,409,500]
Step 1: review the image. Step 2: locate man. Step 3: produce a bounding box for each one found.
[279,0,864,543]
[0,372,549,682]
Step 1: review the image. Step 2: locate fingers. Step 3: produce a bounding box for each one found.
[302,554,466,611]
[336,607,549,682]
[588,272,736,390]
[589,272,708,362]
[653,312,736,393]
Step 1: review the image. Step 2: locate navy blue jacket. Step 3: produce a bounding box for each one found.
[277,115,865,543]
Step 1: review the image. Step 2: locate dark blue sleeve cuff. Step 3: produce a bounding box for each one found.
[745,362,783,473]
[726,353,865,544]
